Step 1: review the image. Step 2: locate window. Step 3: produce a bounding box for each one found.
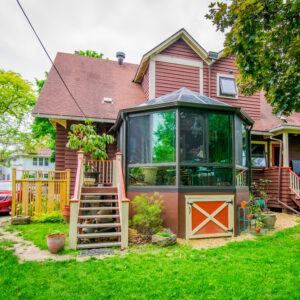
[271,144,280,166]
[251,143,267,167]
[235,117,248,168]
[44,158,49,166]
[217,74,238,99]
[33,157,37,166]
[39,158,43,166]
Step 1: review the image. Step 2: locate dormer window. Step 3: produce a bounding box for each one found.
[217,74,238,99]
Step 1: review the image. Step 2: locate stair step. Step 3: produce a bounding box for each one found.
[77,223,120,228]
[78,215,119,219]
[82,193,117,196]
[79,207,119,211]
[77,232,121,238]
[80,199,118,203]
[77,242,121,249]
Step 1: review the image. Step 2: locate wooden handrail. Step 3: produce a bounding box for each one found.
[86,159,114,162]
[72,156,83,200]
[289,169,300,181]
[117,158,129,202]
[235,169,246,178]
[289,169,300,198]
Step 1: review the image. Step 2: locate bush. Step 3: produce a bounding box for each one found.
[132,193,164,239]
[31,211,64,223]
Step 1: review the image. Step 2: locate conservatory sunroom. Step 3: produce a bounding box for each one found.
[115,87,254,238]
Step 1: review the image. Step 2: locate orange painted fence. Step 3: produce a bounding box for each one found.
[11,169,70,217]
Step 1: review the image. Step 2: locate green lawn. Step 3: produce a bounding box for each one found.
[0,224,299,299]
[7,222,77,256]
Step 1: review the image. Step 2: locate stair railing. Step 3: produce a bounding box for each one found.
[86,159,113,185]
[115,152,129,249]
[236,169,246,186]
[289,169,300,197]
[69,151,84,249]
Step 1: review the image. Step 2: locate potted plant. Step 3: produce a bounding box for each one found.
[47,230,66,253]
[251,179,277,228]
[240,201,248,208]
[66,119,115,184]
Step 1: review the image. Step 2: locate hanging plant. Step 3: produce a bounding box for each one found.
[66,118,114,160]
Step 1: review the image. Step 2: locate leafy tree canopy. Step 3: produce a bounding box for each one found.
[0,70,38,165]
[75,50,107,59]
[206,0,300,115]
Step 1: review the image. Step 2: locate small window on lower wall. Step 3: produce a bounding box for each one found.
[129,166,176,186]
[180,166,233,186]
[251,143,267,167]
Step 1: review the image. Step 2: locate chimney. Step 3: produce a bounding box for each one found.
[116,51,125,65]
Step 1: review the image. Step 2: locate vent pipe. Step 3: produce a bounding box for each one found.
[116,51,125,65]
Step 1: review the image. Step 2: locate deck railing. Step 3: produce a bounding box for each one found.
[236,169,246,187]
[11,169,70,217]
[85,159,113,185]
[289,169,300,197]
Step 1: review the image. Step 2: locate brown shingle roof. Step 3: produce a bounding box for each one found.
[33,53,146,121]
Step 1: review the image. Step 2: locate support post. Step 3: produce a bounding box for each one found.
[282,132,289,167]
[66,169,70,205]
[11,168,16,217]
[112,160,117,187]
[121,200,129,249]
[69,199,79,250]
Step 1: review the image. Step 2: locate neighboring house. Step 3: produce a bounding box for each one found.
[33,29,300,240]
[1,148,55,180]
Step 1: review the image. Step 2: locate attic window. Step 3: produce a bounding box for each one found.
[217,74,238,99]
[103,97,113,104]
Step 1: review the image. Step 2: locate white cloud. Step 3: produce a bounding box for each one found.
[0,0,225,84]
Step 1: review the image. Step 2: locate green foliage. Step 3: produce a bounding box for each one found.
[76,50,108,59]
[67,118,114,160]
[33,72,56,162]
[0,225,299,298]
[132,193,164,239]
[0,69,38,166]
[31,211,64,223]
[156,231,172,237]
[206,0,300,115]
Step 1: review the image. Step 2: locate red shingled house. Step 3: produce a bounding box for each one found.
[33,29,300,248]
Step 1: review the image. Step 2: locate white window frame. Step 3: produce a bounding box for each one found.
[33,157,37,166]
[217,74,238,99]
[39,157,43,166]
[44,158,49,166]
[251,141,268,168]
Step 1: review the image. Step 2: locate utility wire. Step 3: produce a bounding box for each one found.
[16,0,86,118]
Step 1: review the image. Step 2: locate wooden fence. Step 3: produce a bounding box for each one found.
[85,159,114,185]
[11,169,70,217]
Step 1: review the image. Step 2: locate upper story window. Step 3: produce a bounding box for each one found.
[217,74,238,99]
[44,158,49,166]
[251,142,267,168]
[33,157,37,166]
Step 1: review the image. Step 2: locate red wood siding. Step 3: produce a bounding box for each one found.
[141,67,149,99]
[155,61,200,97]
[160,38,202,60]
[210,56,261,120]
[55,124,66,171]
[289,135,300,163]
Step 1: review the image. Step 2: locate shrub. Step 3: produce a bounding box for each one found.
[31,211,64,223]
[132,193,164,239]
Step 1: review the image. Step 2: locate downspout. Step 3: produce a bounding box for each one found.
[270,137,300,214]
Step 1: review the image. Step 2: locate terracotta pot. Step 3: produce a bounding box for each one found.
[241,202,248,208]
[247,214,253,220]
[62,205,70,223]
[255,228,261,233]
[47,233,66,253]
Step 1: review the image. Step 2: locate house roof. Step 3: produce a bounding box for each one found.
[33,52,146,121]
[13,148,53,157]
[113,87,254,130]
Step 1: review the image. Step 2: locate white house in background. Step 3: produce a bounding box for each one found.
[0,148,55,180]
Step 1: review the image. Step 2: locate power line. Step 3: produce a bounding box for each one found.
[16,0,86,118]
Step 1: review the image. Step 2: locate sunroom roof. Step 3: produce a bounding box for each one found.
[134,87,231,108]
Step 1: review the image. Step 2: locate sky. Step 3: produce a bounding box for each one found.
[0,0,225,86]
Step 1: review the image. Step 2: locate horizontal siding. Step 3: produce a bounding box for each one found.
[210,56,261,120]
[55,124,66,171]
[160,38,201,60]
[155,61,199,97]
[289,135,300,163]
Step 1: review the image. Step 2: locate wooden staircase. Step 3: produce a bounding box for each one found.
[289,169,300,208]
[76,186,122,249]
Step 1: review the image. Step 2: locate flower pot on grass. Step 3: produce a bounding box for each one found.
[255,227,261,233]
[261,211,277,228]
[62,205,70,223]
[47,233,66,253]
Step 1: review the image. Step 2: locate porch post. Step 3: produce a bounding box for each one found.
[282,132,289,167]
[69,199,78,249]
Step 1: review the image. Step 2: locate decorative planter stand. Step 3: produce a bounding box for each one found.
[238,207,271,236]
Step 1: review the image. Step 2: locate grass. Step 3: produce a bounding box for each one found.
[7,222,78,256]
[0,224,299,299]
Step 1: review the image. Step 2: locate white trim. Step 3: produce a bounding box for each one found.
[251,131,272,136]
[32,113,115,123]
[269,126,300,133]
[148,60,156,100]
[217,73,238,100]
[154,54,203,68]
[152,54,204,96]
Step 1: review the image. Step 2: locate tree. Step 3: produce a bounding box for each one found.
[0,70,37,165]
[206,0,300,115]
[32,72,56,162]
[75,50,107,59]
